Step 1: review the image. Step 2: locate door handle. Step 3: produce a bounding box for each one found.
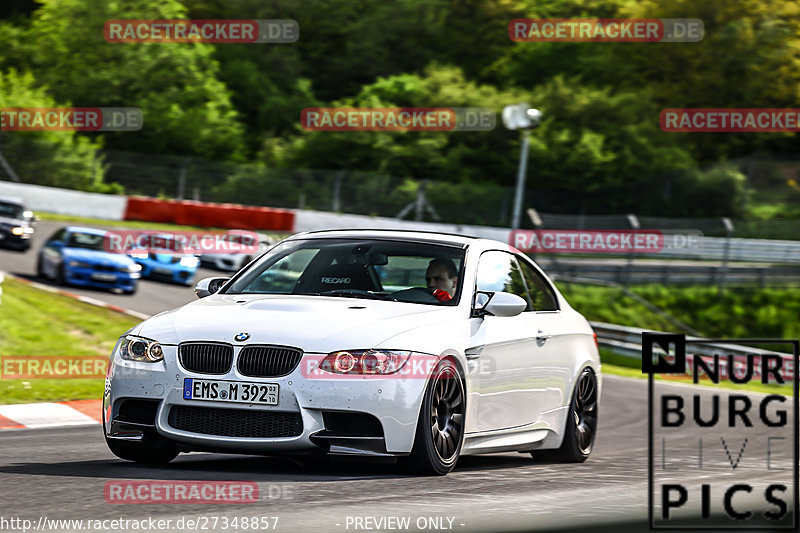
[536,330,551,341]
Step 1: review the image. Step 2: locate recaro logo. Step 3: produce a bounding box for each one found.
[321,277,350,284]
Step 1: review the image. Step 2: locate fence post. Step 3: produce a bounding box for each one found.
[718,217,733,296]
[625,214,639,287]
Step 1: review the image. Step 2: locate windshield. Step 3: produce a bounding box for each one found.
[66,231,106,251]
[0,201,24,219]
[225,238,465,305]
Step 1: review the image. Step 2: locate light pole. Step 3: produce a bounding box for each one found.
[502,103,542,230]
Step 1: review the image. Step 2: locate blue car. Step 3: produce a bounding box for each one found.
[36,226,142,294]
[128,235,199,285]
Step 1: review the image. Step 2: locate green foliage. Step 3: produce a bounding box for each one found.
[557,282,800,339]
[0,69,116,192]
[0,0,797,219]
[22,0,244,159]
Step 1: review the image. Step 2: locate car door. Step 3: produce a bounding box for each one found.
[468,250,557,433]
[516,256,577,412]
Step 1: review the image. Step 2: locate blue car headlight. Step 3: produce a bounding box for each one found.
[67,260,91,268]
[118,335,163,363]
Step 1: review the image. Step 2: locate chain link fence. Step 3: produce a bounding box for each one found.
[1,138,799,238]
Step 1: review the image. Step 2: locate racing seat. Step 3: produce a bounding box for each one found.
[314,263,377,293]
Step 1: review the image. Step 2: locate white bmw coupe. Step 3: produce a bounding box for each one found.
[104,230,600,474]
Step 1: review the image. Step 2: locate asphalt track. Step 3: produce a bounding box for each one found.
[0,376,795,532]
[0,221,797,532]
[0,220,220,317]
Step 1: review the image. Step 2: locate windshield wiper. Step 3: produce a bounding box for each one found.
[307,290,385,300]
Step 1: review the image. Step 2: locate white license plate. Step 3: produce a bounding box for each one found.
[91,273,117,281]
[154,267,172,275]
[183,378,279,405]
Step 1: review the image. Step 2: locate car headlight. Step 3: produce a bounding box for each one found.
[118,335,163,363]
[129,251,148,260]
[11,226,33,236]
[121,263,142,273]
[68,260,91,268]
[179,256,199,267]
[318,350,412,375]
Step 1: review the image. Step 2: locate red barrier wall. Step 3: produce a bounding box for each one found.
[123,197,295,232]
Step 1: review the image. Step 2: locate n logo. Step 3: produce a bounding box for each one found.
[642,332,686,374]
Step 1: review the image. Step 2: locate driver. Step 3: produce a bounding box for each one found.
[425,258,458,302]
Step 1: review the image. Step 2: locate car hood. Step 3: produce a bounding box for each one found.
[0,215,26,227]
[135,294,460,352]
[62,247,134,267]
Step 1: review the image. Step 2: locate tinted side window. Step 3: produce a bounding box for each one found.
[476,251,531,307]
[518,259,558,311]
[48,228,66,243]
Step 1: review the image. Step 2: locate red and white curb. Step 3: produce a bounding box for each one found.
[0,400,103,430]
[3,271,150,320]
[1,272,149,431]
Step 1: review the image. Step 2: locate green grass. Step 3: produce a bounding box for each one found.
[0,278,141,404]
[599,350,793,395]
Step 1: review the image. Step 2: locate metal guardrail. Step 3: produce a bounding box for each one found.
[546,262,800,286]
[591,321,796,382]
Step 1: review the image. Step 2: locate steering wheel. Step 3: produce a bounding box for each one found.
[388,287,439,303]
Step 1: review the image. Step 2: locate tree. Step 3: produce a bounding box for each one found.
[0,69,112,192]
[24,0,244,159]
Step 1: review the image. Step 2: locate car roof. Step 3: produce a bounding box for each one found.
[0,195,25,206]
[286,229,506,249]
[64,226,108,236]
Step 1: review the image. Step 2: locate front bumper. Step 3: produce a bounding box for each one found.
[0,229,32,249]
[104,345,428,455]
[65,266,139,290]
[138,261,196,285]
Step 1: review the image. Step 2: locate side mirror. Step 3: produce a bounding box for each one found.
[194,277,229,298]
[473,291,527,318]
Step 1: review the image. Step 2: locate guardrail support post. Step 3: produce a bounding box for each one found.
[719,217,734,297]
[624,214,639,287]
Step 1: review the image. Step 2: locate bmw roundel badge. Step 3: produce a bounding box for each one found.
[234,332,250,342]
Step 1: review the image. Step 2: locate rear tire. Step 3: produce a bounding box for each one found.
[533,368,598,463]
[407,358,465,475]
[105,436,178,464]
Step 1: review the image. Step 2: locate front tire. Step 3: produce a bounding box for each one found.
[533,368,598,463]
[54,263,66,286]
[408,358,465,475]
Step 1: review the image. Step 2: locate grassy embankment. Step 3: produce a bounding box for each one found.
[0,277,140,404]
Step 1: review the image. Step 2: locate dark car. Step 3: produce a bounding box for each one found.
[0,195,35,251]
